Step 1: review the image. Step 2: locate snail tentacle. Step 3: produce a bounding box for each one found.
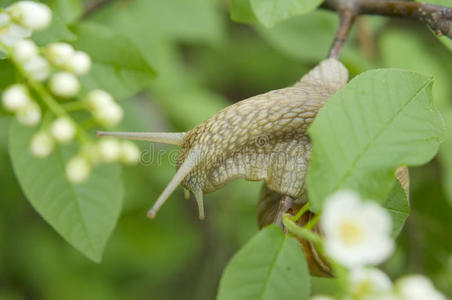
[96,131,186,146]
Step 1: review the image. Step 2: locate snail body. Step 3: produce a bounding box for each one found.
[97,58,348,219]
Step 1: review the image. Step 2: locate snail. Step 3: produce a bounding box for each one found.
[97,58,410,277]
[97,58,348,220]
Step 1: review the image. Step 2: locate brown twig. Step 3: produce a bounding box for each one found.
[328,10,357,59]
[323,0,452,59]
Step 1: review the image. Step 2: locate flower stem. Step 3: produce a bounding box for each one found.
[292,202,310,222]
[283,214,322,245]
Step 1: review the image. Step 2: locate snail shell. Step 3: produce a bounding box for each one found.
[97,58,348,219]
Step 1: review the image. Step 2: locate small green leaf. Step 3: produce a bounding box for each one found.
[383,178,410,237]
[250,0,323,27]
[307,69,444,212]
[8,121,123,262]
[217,225,310,300]
[71,22,157,99]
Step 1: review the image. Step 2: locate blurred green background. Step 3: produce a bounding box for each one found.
[1,0,452,299]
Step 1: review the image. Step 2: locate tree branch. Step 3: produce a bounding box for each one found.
[328,10,357,59]
[323,0,452,59]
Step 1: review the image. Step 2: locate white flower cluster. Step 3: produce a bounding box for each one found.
[0,2,131,184]
[308,190,446,300]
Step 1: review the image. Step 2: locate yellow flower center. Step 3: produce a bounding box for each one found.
[339,220,364,245]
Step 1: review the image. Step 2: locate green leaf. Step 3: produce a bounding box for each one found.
[382,178,410,237]
[8,121,123,262]
[217,225,310,300]
[230,0,257,23]
[70,22,156,99]
[250,0,323,27]
[307,69,444,212]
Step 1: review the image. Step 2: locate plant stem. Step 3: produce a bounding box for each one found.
[283,214,323,245]
[293,201,310,222]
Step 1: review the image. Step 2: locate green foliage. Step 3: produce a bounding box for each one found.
[230,0,322,27]
[217,225,310,300]
[70,22,156,99]
[383,179,410,237]
[307,69,444,212]
[9,121,123,262]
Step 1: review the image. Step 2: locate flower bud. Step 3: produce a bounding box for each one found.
[30,130,54,158]
[65,51,91,75]
[51,117,76,143]
[2,84,31,112]
[12,39,38,62]
[8,1,52,30]
[120,141,141,165]
[16,101,41,126]
[95,103,123,128]
[49,72,80,98]
[98,138,121,162]
[23,56,50,82]
[85,90,114,110]
[66,155,91,184]
[0,23,31,48]
[45,43,74,66]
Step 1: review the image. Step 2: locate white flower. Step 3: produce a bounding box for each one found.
[8,1,52,30]
[45,42,74,66]
[30,130,54,158]
[0,22,31,47]
[85,90,123,127]
[65,155,91,183]
[16,101,41,126]
[2,84,31,111]
[120,141,140,165]
[65,51,91,75]
[320,190,394,268]
[12,39,38,62]
[23,56,50,82]
[98,138,121,162]
[49,72,80,97]
[396,275,446,300]
[51,117,76,143]
[309,296,335,300]
[349,268,392,300]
